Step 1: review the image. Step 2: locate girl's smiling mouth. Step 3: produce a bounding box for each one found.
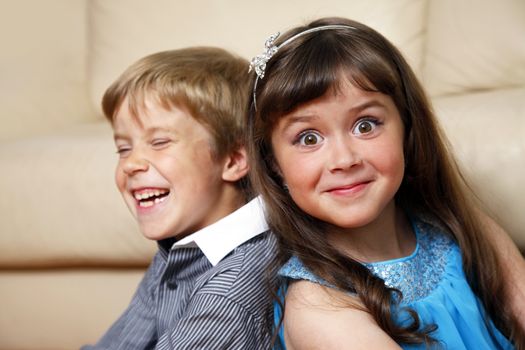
[325,181,372,196]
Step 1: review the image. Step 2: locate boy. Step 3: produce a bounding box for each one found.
[83,47,277,349]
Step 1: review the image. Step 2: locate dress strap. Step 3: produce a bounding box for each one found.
[278,256,332,287]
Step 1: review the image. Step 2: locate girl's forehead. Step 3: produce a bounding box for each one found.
[261,65,395,128]
[283,79,384,114]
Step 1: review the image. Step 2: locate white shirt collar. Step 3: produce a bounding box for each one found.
[172,196,269,266]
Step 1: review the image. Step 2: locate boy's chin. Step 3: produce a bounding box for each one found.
[136,216,199,241]
[139,226,176,241]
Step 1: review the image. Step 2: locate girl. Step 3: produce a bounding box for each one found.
[247,17,524,349]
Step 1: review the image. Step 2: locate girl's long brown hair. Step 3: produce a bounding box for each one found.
[247,17,524,347]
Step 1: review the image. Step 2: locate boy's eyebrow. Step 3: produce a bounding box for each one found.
[112,126,175,141]
[113,132,128,142]
[143,126,175,136]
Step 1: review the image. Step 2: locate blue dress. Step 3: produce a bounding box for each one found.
[275,218,514,349]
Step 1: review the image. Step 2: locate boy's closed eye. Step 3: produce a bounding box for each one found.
[116,145,132,158]
[151,138,172,149]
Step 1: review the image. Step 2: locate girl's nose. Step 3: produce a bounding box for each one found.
[327,136,361,172]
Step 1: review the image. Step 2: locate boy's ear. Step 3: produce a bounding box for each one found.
[222,146,249,182]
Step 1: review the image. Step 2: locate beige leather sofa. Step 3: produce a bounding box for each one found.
[0,0,523,349]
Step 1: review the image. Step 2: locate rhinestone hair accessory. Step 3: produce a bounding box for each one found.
[249,24,356,110]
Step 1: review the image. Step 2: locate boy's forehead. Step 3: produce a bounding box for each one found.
[120,93,160,116]
[112,95,211,138]
[113,96,164,130]
[114,93,175,124]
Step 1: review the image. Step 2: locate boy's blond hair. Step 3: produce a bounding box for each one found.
[102,47,250,160]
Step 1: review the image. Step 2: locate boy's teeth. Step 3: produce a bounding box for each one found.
[138,195,168,207]
[134,189,168,201]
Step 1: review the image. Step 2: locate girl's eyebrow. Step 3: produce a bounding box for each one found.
[280,98,387,131]
[279,114,320,132]
[349,99,388,113]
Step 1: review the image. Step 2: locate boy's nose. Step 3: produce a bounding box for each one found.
[327,137,361,172]
[122,152,149,175]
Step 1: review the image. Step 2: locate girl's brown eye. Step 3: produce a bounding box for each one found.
[298,131,323,146]
[358,121,373,133]
[353,119,379,135]
[304,134,318,145]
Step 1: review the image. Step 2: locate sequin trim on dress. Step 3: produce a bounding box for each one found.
[279,219,455,303]
[365,220,454,303]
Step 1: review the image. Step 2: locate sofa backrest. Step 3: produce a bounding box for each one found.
[423,0,525,96]
[88,0,525,106]
[87,0,428,115]
[3,0,523,138]
[0,0,97,141]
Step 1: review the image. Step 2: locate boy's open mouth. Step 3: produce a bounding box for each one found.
[133,189,170,208]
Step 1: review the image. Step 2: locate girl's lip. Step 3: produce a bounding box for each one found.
[325,181,371,194]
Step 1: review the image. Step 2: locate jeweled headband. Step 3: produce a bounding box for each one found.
[248,24,356,110]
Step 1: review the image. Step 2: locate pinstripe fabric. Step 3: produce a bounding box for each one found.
[82,231,277,350]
